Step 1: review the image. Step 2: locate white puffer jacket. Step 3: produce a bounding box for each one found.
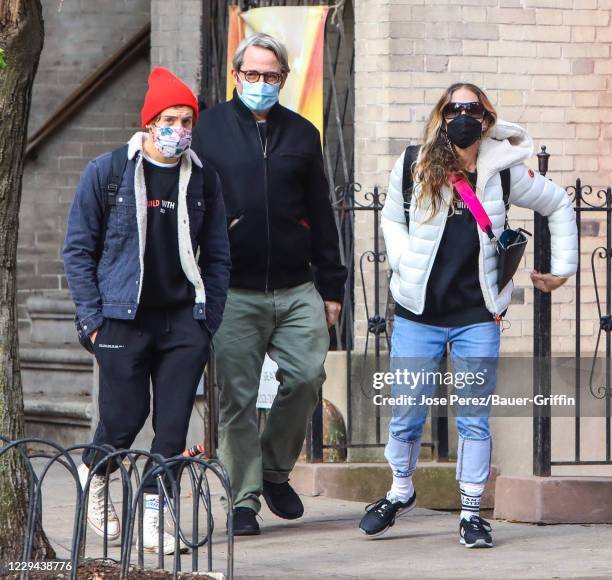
[381,120,578,318]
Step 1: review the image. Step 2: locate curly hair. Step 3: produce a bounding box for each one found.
[413,83,497,220]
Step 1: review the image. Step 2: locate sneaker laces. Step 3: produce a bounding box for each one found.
[364,498,393,520]
[89,476,116,518]
[464,515,492,533]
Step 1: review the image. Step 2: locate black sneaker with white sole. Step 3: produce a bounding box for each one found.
[359,492,416,537]
[459,515,493,548]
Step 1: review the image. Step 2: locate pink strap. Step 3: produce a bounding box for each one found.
[448,174,495,240]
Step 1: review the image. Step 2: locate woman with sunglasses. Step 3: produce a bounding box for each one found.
[359,83,578,547]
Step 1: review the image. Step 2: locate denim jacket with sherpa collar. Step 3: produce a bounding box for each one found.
[63,132,231,339]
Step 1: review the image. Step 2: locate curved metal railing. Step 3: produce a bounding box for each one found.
[0,437,234,580]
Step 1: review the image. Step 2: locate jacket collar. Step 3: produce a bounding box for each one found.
[231,89,282,124]
[126,131,203,168]
[475,120,533,195]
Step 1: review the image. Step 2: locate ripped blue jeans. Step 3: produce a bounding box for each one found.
[384,316,501,484]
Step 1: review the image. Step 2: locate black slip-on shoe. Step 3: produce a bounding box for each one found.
[459,515,493,548]
[230,507,261,536]
[262,480,304,520]
[359,492,416,538]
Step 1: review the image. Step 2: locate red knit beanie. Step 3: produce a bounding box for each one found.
[141,67,199,128]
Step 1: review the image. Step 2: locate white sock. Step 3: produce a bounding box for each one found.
[459,482,485,521]
[144,493,160,511]
[387,475,415,503]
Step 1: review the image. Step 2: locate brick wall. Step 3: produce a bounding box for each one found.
[353,0,612,354]
[19,0,150,337]
[150,0,202,94]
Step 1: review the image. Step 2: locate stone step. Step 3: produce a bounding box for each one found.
[24,393,92,449]
[20,346,93,397]
[495,475,612,523]
[291,461,498,510]
[26,293,77,346]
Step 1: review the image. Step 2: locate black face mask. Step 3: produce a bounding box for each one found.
[446,114,482,149]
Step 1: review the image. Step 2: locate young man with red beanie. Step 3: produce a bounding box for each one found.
[63,67,231,553]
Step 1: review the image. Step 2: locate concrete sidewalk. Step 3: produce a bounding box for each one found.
[34,457,612,579]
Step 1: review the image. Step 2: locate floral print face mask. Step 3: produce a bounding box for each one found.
[152,125,192,158]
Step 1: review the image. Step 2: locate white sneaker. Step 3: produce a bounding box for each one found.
[139,493,188,555]
[77,463,121,542]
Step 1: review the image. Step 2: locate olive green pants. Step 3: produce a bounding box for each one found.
[214,282,330,513]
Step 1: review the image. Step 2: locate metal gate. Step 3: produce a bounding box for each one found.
[534,148,612,474]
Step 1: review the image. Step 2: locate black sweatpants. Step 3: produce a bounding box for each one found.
[82,305,210,494]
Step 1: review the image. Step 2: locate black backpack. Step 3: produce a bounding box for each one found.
[97,144,130,258]
[401,144,511,230]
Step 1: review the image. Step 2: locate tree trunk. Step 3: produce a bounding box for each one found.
[0,0,54,561]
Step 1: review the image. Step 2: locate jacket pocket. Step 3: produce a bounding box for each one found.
[390,249,403,274]
[273,219,311,271]
[114,192,137,230]
[280,151,312,159]
[187,197,206,237]
[228,214,244,231]
[276,152,312,185]
[226,214,267,273]
[99,192,135,273]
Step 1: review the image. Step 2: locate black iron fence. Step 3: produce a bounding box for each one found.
[306,182,447,462]
[533,146,553,476]
[0,437,233,580]
[330,183,390,450]
[534,147,612,474]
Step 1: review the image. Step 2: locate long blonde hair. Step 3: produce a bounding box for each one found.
[413,83,497,218]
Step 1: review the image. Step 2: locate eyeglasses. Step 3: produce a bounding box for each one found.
[443,101,486,121]
[239,69,283,85]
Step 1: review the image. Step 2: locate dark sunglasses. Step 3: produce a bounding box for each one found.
[443,101,486,121]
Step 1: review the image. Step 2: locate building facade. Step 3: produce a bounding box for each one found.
[353,0,611,354]
[18,0,612,514]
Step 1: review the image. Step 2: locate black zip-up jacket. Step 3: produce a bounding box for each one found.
[192,91,347,303]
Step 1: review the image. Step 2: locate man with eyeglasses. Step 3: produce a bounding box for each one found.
[193,33,347,536]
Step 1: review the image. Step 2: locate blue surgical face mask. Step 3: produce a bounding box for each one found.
[238,79,280,113]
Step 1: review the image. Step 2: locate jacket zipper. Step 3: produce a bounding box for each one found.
[475,190,503,323]
[256,122,271,294]
[476,175,504,322]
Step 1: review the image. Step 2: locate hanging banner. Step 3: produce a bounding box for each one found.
[226,5,328,136]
